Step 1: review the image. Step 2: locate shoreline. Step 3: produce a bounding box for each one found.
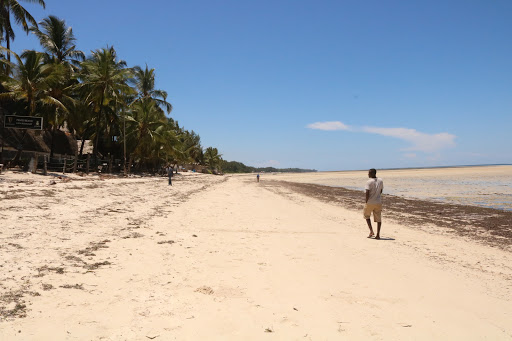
[317,163,512,173]
[266,165,512,212]
[264,180,512,251]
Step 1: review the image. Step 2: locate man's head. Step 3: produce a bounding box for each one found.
[368,168,377,178]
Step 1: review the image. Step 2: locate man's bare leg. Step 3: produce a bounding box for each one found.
[366,219,374,238]
[375,222,382,239]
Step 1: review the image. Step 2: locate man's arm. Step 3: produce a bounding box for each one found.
[365,190,369,203]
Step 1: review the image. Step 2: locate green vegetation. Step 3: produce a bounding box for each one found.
[0,3,308,175]
[221,160,316,174]
[0,4,221,173]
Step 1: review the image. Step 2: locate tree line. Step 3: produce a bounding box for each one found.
[0,1,223,174]
[221,160,316,174]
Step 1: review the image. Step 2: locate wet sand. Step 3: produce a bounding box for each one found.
[270,165,512,211]
[264,180,512,250]
[1,171,511,340]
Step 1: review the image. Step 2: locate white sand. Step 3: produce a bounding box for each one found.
[0,171,511,340]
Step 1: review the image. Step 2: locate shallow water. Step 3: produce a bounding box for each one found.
[269,165,512,211]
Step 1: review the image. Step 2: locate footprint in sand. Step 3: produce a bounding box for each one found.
[195,286,214,295]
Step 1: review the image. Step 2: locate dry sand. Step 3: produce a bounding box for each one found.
[0,170,511,340]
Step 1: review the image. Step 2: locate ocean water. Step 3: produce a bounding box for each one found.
[270,165,512,211]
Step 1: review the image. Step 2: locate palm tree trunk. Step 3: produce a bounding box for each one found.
[49,125,56,158]
[94,110,101,156]
[123,106,126,175]
[79,121,92,156]
[93,94,104,158]
[1,0,11,73]
[127,153,132,174]
[79,136,86,156]
[5,34,11,74]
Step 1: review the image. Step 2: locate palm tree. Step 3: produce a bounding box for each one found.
[186,130,202,163]
[30,16,85,157]
[0,49,66,115]
[125,98,166,171]
[131,64,172,114]
[42,63,77,157]
[66,95,93,156]
[0,48,68,163]
[172,138,195,172]
[161,119,201,172]
[78,46,133,157]
[154,119,180,170]
[204,146,222,174]
[30,15,84,70]
[0,0,46,70]
[174,130,202,167]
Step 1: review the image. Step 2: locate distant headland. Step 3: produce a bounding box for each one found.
[221,160,316,173]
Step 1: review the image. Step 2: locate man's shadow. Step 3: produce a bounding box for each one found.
[373,237,395,241]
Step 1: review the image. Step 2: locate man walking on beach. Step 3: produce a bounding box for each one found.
[364,168,383,239]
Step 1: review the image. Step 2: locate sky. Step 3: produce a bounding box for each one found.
[9,0,512,171]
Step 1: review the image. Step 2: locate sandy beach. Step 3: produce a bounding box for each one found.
[1,170,511,340]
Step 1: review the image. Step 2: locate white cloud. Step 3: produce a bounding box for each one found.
[404,153,417,158]
[362,126,456,153]
[306,121,350,131]
[305,120,456,153]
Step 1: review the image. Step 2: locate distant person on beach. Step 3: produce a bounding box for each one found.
[257,174,260,182]
[167,167,173,186]
[364,168,383,239]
